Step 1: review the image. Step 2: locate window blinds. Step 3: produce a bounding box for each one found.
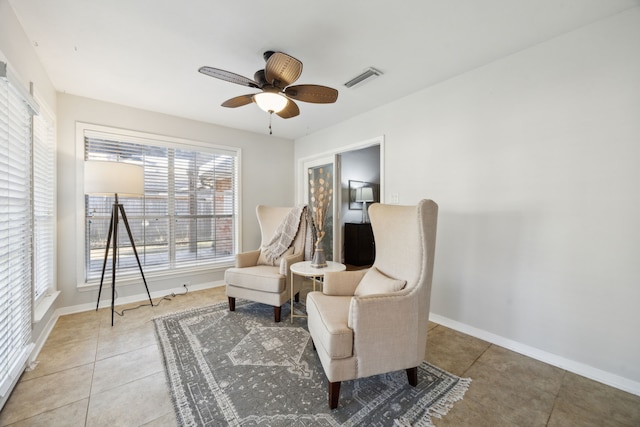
[0,67,35,398]
[84,132,238,281]
[32,104,55,301]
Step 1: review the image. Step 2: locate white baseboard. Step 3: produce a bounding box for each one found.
[56,280,225,316]
[429,313,640,397]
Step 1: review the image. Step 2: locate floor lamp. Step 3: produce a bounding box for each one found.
[85,160,153,326]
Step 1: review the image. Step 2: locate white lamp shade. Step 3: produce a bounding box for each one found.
[355,187,374,202]
[84,161,144,195]
[253,92,288,113]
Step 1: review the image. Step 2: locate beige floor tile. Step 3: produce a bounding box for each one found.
[92,344,164,395]
[151,290,223,316]
[474,345,564,396]
[426,325,491,376]
[86,372,174,427]
[99,301,156,330]
[22,337,97,381]
[464,358,557,426]
[6,399,89,427]
[140,412,178,427]
[547,398,624,427]
[555,372,640,426]
[0,364,94,426]
[46,310,102,347]
[152,300,206,317]
[95,321,157,361]
[432,393,519,427]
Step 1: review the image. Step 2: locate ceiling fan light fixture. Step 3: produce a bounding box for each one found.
[254,92,287,113]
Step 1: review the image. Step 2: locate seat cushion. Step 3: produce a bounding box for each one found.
[307,292,353,359]
[225,265,286,293]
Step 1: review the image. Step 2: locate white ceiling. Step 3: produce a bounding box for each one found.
[9,0,639,140]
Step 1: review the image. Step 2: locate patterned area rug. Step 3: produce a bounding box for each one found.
[153,300,471,426]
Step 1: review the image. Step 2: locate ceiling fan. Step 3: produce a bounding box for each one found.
[198,51,338,132]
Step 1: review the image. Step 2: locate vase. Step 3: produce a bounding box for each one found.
[311,245,327,268]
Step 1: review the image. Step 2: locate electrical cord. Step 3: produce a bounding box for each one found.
[113,284,190,317]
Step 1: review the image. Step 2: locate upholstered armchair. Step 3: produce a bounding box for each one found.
[307,199,438,409]
[225,205,310,322]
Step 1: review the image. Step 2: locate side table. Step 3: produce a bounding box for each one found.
[290,260,346,323]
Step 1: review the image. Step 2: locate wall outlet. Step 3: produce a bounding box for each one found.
[390,193,399,204]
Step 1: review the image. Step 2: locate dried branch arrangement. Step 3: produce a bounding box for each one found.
[309,167,333,246]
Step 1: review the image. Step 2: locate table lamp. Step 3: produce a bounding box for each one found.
[84,160,153,326]
[355,186,374,223]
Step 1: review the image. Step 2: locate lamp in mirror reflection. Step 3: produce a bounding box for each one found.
[355,187,374,223]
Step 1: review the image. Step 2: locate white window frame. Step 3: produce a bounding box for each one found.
[75,122,241,288]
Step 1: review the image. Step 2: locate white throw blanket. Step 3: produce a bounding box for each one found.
[261,205,313,267]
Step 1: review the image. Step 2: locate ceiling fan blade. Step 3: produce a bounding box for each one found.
[221,95,254,108]
[276,99,300,119]
[285,84,338,104]
[198,66,260,88]
[265,52,303,88]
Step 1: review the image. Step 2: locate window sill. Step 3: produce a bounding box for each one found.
[77,262,233,291]
[34,290,61,324]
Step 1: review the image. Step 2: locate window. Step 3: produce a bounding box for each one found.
[0,63,36,398]
[83,128,238,282]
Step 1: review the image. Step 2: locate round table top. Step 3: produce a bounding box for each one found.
[290,260,346,277]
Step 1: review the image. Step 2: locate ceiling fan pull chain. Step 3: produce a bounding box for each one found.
[269,111,273,135]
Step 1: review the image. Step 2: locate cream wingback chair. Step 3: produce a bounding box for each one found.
[307,199,438,409]
[225,205,308,322]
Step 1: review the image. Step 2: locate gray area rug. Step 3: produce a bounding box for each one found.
[154,300,471,426]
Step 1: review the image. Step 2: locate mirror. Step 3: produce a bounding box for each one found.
[348,180,379,210]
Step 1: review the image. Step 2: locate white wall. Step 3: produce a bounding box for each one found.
[0,1,56,108]
[56,94,295,309]
[295,8,640,393]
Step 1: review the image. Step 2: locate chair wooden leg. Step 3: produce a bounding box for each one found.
[407,367,418,387]
[329,381,341,409]
[228,297,235,312]
[274,306,281,322]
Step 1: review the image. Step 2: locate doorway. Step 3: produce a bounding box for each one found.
[297,136,384,263]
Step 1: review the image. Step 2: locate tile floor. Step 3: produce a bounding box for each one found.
[1,285,639,426]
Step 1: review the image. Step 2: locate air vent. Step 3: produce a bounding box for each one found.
[344,67,382,88]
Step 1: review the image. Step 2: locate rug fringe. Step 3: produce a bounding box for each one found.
[427,377,472,420]
[394,376,472,427]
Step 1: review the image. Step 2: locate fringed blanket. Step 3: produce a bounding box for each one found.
[261,205,314,268]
